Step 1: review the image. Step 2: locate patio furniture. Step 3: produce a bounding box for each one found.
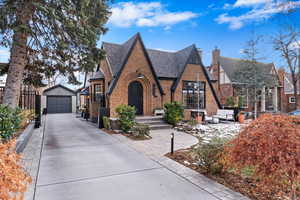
[212,116,219,124]
[214,109,234,121]
[154,109,165,116]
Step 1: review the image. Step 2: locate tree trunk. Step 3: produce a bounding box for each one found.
[291,182,297,200]
[254,88,257,119]
[2,3,32,108]
[291,72,299,110]
[293,81,299,110]
[3,32,28,108]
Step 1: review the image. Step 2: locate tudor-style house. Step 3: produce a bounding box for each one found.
[82,33,221,122]
[209,48,282,113]
[278,68,300,113]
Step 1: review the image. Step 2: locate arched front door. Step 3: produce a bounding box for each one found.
[128,81,143,115]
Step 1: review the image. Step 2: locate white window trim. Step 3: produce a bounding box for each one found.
[289,96,296,104]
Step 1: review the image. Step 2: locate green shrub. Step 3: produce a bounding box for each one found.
[103,116,111,130]
[188,119,198,126]
[225,96,235,107]
[131,123,150,138]
[192,137,227,174]
[164,102,184,126]
[116,104,136,133]
[0,105,22,141]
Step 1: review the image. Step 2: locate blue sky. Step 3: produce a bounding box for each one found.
[101,0,300,67]
[0,0,300,82]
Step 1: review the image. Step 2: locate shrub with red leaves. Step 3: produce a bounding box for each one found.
[0,140,31,200]
[223,114,300,200]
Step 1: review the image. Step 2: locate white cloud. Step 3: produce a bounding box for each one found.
[291,41,300,49]
[234,0,271,7]
[223,3,232,9]
[109,2,198,29]
[216,1,300,30]
[0,48,10,62]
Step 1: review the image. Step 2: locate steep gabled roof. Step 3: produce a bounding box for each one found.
[103,34,139,76]
[219,56,275,81]
[105,33,164,95]
[170,45,221,108]
[284,73,300,94]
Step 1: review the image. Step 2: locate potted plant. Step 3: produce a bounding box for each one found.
[238,111,245,123]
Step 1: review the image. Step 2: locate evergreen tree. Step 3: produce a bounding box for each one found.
[0,0,111,108]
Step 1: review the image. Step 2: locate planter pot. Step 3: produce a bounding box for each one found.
[196,115,202,124]
[238,114,245,124]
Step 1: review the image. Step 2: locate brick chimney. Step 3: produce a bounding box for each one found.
[277,68,285,87]
[212,47,220,66]
[277,68,286,112]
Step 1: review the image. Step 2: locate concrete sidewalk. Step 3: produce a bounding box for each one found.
[34,114,220,200]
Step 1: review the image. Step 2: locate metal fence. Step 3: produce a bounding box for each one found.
[0,87,38,110]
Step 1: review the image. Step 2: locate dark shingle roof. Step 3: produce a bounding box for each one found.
[219,56,275,81]
[285,73,300,94]
[90,70,104,81]
[103,36,196,79]
[103,34,139,76]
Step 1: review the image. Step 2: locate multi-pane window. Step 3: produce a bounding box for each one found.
[182,81,205,109]
[94,84,104,103]
[235,87,248,108]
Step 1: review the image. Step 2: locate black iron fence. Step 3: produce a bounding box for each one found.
[0,86,38,110]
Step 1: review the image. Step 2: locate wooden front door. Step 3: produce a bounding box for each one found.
[128,81,143,115]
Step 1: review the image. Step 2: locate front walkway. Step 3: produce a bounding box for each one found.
[113,129,250,200]
[33,114,220,200]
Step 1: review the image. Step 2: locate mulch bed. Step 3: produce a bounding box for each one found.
[101,129,152,141]
[166,149,298,200]
[101,129,119,135]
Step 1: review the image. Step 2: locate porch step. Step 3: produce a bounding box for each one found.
[149,124,173,130]
[135,116,164,121]
[135,116,172,130]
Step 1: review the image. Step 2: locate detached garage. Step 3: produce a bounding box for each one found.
[42,85,76,114]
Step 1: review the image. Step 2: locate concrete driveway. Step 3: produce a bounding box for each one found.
[35,114,219,200]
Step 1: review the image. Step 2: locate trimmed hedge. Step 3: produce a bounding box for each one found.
[116,105,136,133]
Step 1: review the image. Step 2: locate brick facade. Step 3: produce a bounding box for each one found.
[109,40,163,117]
[278,68,300,113]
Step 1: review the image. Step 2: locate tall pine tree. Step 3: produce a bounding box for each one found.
[0,0,111,108]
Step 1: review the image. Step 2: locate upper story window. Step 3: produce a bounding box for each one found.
[182,81,205,109]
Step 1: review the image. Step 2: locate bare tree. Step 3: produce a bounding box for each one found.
[233,36,277,119]
[273,26,300,110]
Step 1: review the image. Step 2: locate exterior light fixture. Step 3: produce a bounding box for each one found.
[137,73,144,79]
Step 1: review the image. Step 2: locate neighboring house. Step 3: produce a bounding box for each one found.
[278,69,300,113]
[209,48,282,113]
[85,33,221,122]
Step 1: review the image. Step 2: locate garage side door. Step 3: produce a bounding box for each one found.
[47,96,72,113]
